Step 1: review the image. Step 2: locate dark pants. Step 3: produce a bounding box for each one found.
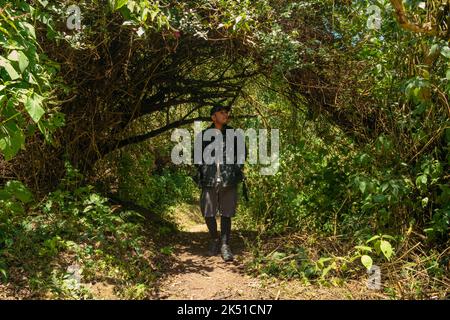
[200,185,238,217]
[200,185,238,245]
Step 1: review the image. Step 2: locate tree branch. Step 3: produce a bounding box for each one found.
[99,114,257,156]
[389,0,436,35]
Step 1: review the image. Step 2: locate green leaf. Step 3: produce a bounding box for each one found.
[366,235,380,243]
[19,22,36,39]
[321,262,336,278]
[7,50,19,61]
[160,246,173,255]
[429,44,440,56]
[150,9,158,21]
[0,268,7,279]
[25,93,45,122]
[114,0,128,10]
[416,174,427,186]
[0,57,20,80]
[441,46,450,59]
[380,240,393,260]
[361,255,373,270]
[373,194,386,203]
[355,245,372,252]
[359,180,367,194]
[0,122,25,161]
[381,234,396,241]
[18,51,29,72]
[37,0,48,7]
[4,180,33,203]
[27,73,37,84]
[0,189,11,200]
[446,69,450,81]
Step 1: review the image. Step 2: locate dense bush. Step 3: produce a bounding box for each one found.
[0,164,159,298]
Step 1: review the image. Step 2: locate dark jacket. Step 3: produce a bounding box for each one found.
[194,123,246,188]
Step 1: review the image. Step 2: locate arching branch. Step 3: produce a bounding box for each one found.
[99,114,257,156]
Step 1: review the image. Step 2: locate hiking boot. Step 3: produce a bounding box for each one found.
[221,244,234,262]
[207,238,220,256]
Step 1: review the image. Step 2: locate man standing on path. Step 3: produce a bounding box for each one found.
[194,105,246,262]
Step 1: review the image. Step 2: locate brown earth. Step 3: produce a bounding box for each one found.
[148,205,387,300]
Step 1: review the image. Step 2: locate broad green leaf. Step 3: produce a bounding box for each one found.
[441,46,450,59]
[361,255,373,270]
[19,22,36,39]
[25,93,45,122]
[374,240,381,255]
[0,122,25,161]
[114,0,128,10]
[18,51,29,72]
[380,240,393,260]
[0,58,20,80]
[7,50,19,61]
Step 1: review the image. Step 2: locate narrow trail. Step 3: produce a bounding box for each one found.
[151,222,269,299]
[149,205,385,300]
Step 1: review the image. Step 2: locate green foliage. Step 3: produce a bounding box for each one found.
[0,180,34,280]
[354,234,396,269]
[235,0,449,248]
[0,166,158,298]
[249,244,318,283]
[116,149,198,216]
[0,0,447,299]
[159,246,173,255]
[0,0,66,160]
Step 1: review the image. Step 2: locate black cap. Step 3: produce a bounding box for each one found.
[210,105,230,116]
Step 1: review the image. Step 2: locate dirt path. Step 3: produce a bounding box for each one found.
[150,205,385,300]
[151,222,270,299]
